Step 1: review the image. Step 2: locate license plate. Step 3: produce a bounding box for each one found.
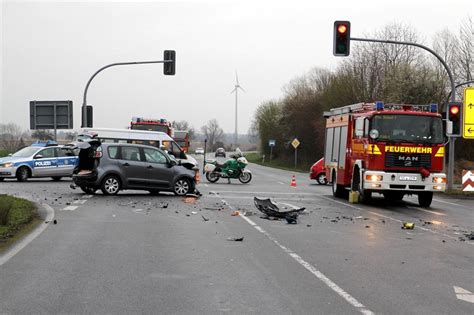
[399,175,417,181]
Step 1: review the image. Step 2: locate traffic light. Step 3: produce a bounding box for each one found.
[447,101,462,136]
[333,21,351,56]
[163,50,176,75]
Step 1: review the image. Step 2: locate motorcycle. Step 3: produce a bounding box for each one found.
[204,148,252,184]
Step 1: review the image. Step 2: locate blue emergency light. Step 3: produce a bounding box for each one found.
[31,140,58,147]
[375,101,384,111]
[430,103,438,113]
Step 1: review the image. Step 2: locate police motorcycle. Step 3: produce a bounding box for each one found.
[204,148,252,184]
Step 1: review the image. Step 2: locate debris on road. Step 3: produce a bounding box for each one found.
[365,225,370,228]
[227,237,244,242]
[242,211,255,216]
[184,196,198,204]
[401,222,415,230]
[201,215,209,222]
[464,232,474,240]
[191,211,198,215]
[254,197,305,220]
[307,224,312,227]
[285,214,298,224]
[231,211,240,216]
[161,203,169,209]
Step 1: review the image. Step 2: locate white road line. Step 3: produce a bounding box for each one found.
[209,190,316,196]
[212,195,321,202]
[204,184,209,187]
[73,199,87,204]
[0,203,54,267]
[220,196,374,315]
[277,181,285,185]
[317,195,474,245]
[62,205,78,211]
[433,198,462,207]
[82,195,94,199]
[454,286,474,304]
[407,207,446,216]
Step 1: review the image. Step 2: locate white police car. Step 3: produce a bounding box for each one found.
[0,141,78,182]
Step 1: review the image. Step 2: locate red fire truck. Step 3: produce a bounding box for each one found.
[173,130,190,153]
[130,117,173,136]
[324,102,446,207]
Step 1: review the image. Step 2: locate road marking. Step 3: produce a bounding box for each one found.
[454,286,474,304]
[277,181,285,185]
[407,206,446,216]
[317,195,474,245]
[219,196,374,315]
[213,195,321,202]
[73,199,87,204]
[0,203,54,267]
[204,184,209,187]
[82,195,94,199]
[62,205,78,211]
[433,198,462,207]
[209,190,316,196]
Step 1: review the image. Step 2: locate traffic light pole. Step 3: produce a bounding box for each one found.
[351,37,457,190]
[81,60,171,128]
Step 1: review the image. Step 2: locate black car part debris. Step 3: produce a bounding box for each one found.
[254,197,305,220]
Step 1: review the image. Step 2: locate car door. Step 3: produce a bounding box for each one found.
[142,147,175,188]
[55,147,77,176]
[32,147,57,177]
[117,146,147,187]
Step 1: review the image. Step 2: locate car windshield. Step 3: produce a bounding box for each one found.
[371,114,443,144]
[11,147,39,157]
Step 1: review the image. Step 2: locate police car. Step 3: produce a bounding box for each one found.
[0,141,78,182]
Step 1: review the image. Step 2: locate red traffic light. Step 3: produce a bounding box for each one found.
[337,24,347,34]
[449,105,460,115]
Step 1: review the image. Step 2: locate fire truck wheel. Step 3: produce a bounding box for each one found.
[418,192,433,207]
[331,170,346,198]
[351,168,371,203]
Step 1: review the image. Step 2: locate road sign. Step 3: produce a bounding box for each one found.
[462,170,474,191]
[269,139,276,147]
[463,87,474,139]
[30,101,73,130]
[291,138,300,149]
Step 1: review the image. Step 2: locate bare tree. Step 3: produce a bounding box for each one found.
[201,119,224,150]
[0,123,29,152]
[456,16,473,82]
[31,129,54,141]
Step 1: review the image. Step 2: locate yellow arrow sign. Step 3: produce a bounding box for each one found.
[463,87,474,139]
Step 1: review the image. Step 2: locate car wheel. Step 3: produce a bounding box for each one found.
[51,176,62,181]
[101,175,121,195]
[80,186,97,195]
[238,171,252,184]
[16,167,30,182]
[316,173,328,185]
[174,178,191,196]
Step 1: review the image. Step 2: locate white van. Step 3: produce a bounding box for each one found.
[76,128,197,166]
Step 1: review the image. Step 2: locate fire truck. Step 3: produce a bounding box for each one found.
[323,102,446,207]
[130,117,173,136]
[173,130,190,153]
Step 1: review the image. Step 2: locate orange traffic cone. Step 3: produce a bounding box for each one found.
[290,175,297,187]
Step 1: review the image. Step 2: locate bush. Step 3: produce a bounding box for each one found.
[0,149,10,157]
[0,195,37,238]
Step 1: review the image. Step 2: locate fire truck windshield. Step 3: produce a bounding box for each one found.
[371,114,443,144]
[131,124,169,133]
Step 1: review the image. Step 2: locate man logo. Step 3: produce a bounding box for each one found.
[398,155,418,167]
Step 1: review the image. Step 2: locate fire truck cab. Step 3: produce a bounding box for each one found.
[323,102,446,207]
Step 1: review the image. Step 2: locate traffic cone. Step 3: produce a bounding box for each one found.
[290,175,297,187]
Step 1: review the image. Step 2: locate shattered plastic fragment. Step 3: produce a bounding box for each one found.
[227,237,244,241]
[401,222,415,230]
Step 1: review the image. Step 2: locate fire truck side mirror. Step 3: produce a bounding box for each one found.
[354,118,364,137]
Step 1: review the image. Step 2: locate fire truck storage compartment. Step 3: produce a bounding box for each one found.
[324,122,348,170]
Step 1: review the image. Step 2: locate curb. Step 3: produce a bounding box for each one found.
[0,203,54,266]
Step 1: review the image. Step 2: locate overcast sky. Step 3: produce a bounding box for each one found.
[0,0,472,134]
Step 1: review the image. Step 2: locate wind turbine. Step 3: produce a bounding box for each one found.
[231,71,245,148]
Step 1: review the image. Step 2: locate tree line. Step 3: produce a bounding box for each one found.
[251,20,473,164]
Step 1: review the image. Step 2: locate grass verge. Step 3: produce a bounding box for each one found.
[0,195,41,253]
[246,152,312,173]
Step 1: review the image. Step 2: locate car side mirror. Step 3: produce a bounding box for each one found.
[34,154,43,159]
[168,160,177,167]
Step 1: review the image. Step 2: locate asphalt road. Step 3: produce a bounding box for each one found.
[0,154,473,314]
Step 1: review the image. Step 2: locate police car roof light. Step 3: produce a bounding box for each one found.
[430,103,438,113]
[375,101,384,111]
[31,140,58,147]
